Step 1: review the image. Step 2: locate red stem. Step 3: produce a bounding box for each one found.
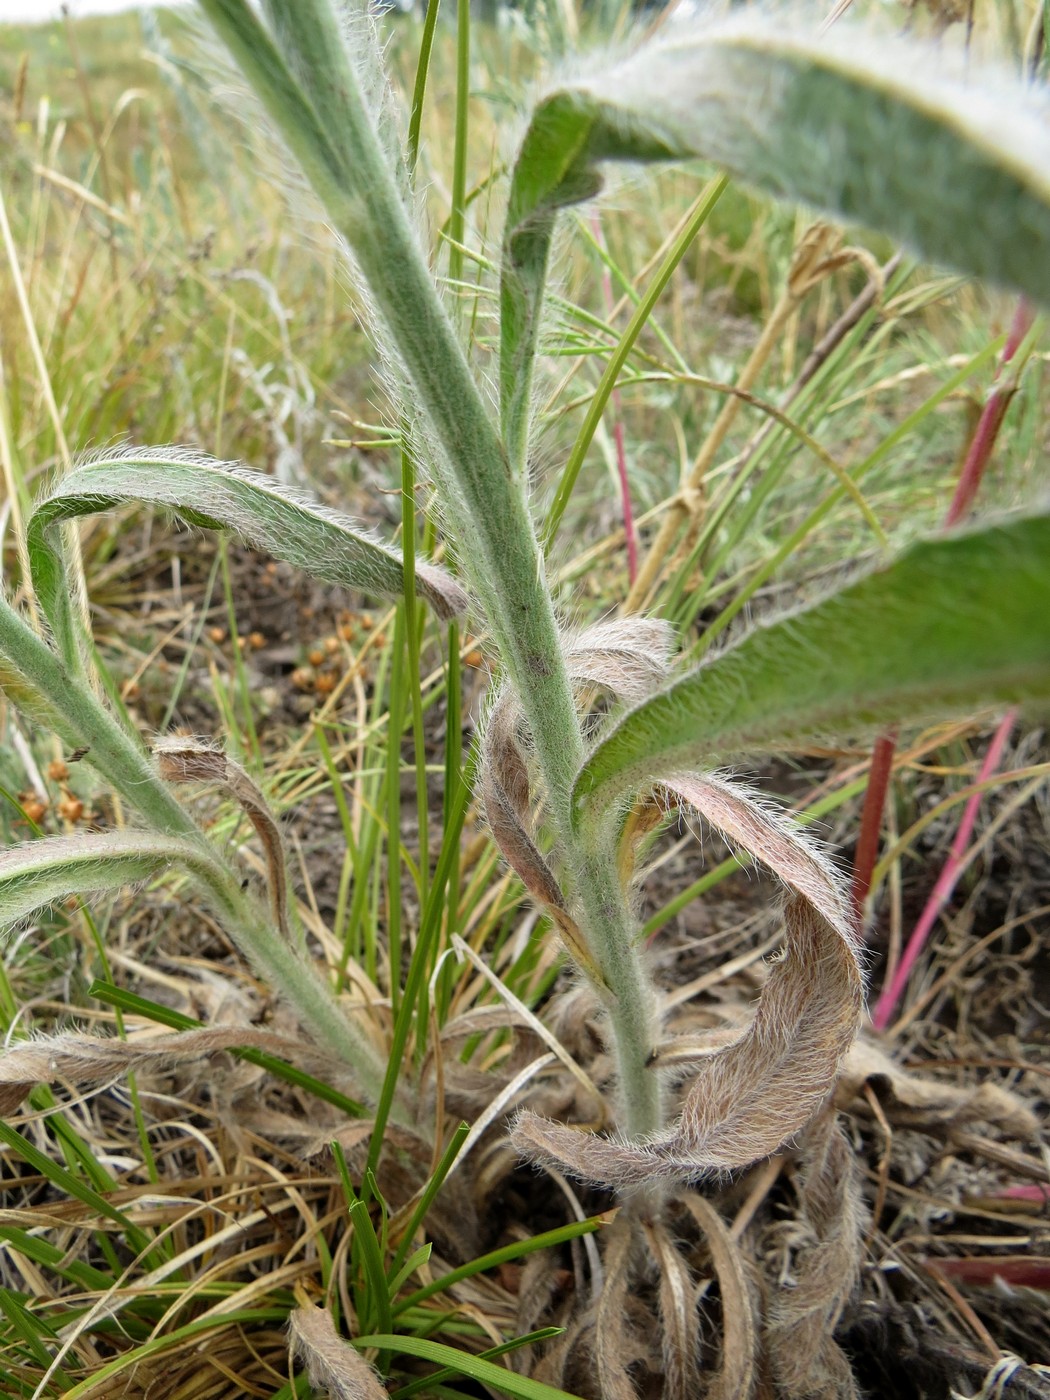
[854,299,1032,959]
[850,730,897,915]
[945,300,1034,526]
[870,707,1017,1031]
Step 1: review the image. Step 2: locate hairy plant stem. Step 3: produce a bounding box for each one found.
[576,843,664,1143]
[198,0,665,1148]
[0,589,390,1098]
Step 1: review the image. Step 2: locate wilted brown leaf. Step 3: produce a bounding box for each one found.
[289,1305,388,1400]
[0,1026,327,1114]
[514,772,863,1186]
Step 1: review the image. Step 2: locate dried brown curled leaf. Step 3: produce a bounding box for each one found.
[0,1026,322,1114]
[676,1192,756,1400]
[481,693,566,915]
[289,1305,388,1400]
[595,1218,643,1400]
[566,617,675,704]
[480,691,605,979]
[642,1218,700,1400]
[765,1114,864,1400]
[837,1040,1038,1141]
[514,774,864,1187]
[481,618,675,912]
[154,736,290,937]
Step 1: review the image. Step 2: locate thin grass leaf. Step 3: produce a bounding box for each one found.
[351,1335,586,1400]
[0,1120,132,1229]
[386,1244,433,1301]
[52,1309,289,1400]
[28,448,467,633]
[502,15,1050,473]
[0,1289,70,1389]
[393,1215,605,1316]
[0,1228,115,1293]
[389,1123,469,1277]
[88,982,366,1117]
[572,515,1050,826]
[388,1328,564,1400]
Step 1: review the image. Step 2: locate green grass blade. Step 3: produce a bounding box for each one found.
[448,0,470,289]
[389,1121,469,1280]
[0,1121,131,1229]
[0,1229,114,1292]
[387,1327,565,1400]
[386,1243,433,1300]
[502,16,1050,477]
[55,1309,288,1400]
[393,1214,605,1315]
[542,174,727,542]
[573,514,1050,825]
[88,982,366,1117]
[353,1334,584,1400]
[349,1198,394,1340]
[365,761,474,1183]
[408,0,442,172]
[28,448,467,628]
[0,1288,71,1388]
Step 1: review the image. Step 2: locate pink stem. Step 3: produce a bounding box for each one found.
[870,707,1018,1031]
[857,298,1032,987]
[591,211,639,584]
[613,416,638,584]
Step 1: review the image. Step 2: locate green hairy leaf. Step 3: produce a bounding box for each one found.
[501,14,1050,468]
[28,448,467,633]
[0,831,231,929]
[573,515,1050,825]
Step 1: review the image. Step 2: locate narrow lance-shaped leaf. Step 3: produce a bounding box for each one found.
[0,1025,329,1116]
[501,15,1050,471]
[28,449,468,650]
[0,831,235,930]
[573,515,1050,828]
